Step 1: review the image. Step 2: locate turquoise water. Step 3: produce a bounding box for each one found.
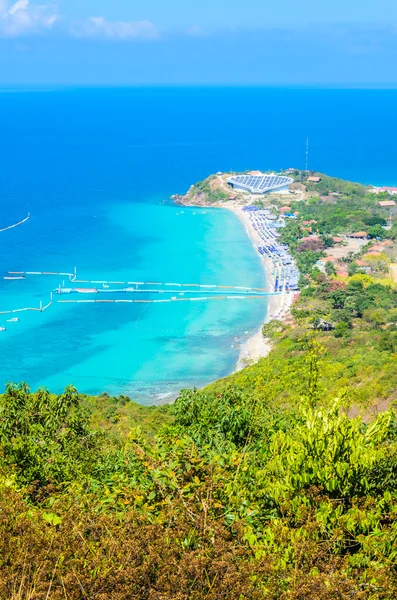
[2,86,397,402]
[0,191,266,402]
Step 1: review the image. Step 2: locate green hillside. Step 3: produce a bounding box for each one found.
[1,171,397,599]
[1,364,397,599]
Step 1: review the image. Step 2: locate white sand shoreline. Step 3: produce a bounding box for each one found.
[174,194,295,374]
[222,203,293,371]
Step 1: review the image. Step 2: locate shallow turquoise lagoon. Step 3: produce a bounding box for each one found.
[0,200,266,402]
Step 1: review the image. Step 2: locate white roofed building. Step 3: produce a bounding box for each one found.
[227,173,293,195]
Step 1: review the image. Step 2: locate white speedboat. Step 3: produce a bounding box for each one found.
[6,318,19,323]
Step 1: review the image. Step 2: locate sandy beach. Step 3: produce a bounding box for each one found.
[174,190,296,373]
[223,202,294,371]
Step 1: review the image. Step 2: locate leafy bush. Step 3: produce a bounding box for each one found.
[1,369,397,598]
[0,383,101,489]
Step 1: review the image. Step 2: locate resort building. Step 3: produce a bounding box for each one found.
[307,176,321,183]
[373,187,397,195]
[226,173,293,195]
[380,187,397,195]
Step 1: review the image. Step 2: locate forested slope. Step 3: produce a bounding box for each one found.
[1,348,397,600]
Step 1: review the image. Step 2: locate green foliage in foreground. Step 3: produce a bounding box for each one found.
[84,391,173,439]
[1,349,397,598]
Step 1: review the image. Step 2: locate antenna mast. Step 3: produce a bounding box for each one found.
[305,137,309,171]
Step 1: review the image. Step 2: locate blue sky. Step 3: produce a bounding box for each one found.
[1,0,397,84]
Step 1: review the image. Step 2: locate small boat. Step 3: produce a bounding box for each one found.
[6,318,19,323]
[4,276,25,281]
[0,327,6,332]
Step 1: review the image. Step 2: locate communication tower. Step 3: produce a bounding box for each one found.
[305,137,309,171]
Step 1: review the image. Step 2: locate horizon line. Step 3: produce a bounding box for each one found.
[2,83,397,90]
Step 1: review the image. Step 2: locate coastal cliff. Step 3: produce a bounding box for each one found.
[172,173,234,206]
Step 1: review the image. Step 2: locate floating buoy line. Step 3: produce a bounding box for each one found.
[0,267,281,323]
[0,213,30,234]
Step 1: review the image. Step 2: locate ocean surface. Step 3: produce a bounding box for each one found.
[1,87,397,402]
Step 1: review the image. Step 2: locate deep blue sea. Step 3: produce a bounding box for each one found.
[1,87,397,402]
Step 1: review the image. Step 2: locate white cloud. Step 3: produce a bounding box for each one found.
[0,3,159,41]
[73,16,159,40]
[8,0,29,15]
[0,0,58,37]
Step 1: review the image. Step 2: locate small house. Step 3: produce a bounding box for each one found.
[378,200,396,207]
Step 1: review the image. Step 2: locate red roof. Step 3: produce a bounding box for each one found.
[378,200,396,207]
[381,186,397,192]
[301,235,320,242]
[364,251,382,257]
[350,231,368,238]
